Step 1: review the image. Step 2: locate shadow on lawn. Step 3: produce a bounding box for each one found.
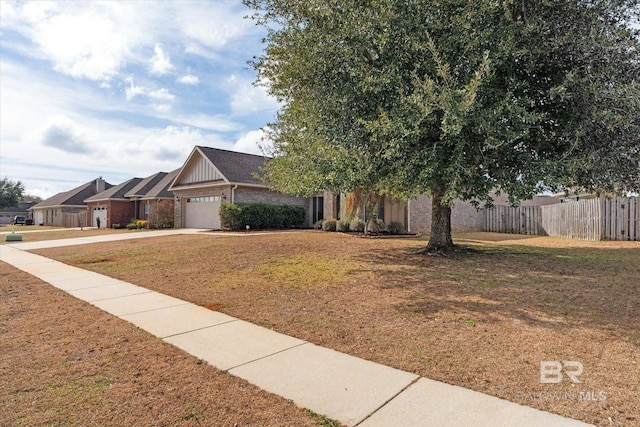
[353,242,640,344]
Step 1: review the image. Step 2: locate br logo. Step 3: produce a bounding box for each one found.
[540,361,583,384]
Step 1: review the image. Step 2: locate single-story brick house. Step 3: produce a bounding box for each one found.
[30,178,111,227]
[169,145,561,232]
[85,171,177,228]
[0,201,37,225]
[169,146,311,229]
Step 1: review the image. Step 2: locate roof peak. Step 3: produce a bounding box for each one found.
[196,145,271,160]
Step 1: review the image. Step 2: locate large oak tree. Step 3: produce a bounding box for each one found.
[245,0,640,251]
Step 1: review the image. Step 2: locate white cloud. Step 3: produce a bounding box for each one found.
[171,113,242,132]
[149,43,174,76]
[124,75,174,104]
[177,2,254,54]
[148,88,175,101]
[124,75,146,100]
[153,104,172,113]
[177,73,200,85]
[36,115,93,154]
[29,5,132,82]
[232,129,271,156]
[228,75,280,116]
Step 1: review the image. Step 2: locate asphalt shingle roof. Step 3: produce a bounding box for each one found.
[124,172,169,199]
[31,179,113,208]
[142,169,179,199]
[85,178,143,202]
[197,146,269,185]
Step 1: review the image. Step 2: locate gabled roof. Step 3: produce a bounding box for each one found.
[170,146,269,191]
[140,169,179,199]
[31,179,113,209]
[85,178,143,202]
[197,146,269,185]
[125,172,171,199]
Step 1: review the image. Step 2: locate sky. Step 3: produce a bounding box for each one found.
[1,0,278,199]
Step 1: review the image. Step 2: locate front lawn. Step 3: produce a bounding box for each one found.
[33,231,640,426]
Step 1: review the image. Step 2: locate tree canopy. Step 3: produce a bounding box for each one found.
[0,177,25,209]
[245,0,640,250]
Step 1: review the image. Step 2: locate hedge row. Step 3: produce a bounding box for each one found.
[220,203,306,230]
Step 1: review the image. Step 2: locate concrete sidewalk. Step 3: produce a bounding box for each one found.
[1,231,592,426]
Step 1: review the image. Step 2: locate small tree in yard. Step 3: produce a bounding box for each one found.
[244,0,640,252]
[150,199,174,229]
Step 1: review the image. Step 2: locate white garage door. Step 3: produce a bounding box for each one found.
[184,196,221,229]
[92,207,107,228]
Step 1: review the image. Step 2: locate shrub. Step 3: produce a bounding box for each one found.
[112,223,121,229]
[313,220,323,230]
[149,199,174,229]
[350,219,365,233]
[220,203,306,231]
[322,218,337,232]
[366,219,386,234]
[219,203,242,230]
[387,221,404,235]
[126,223,137,230]
[135,220,149,229]
[337,220,350,232]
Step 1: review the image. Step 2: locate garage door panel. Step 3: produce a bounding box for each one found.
[92,207,107,228]
[185,196,221,229]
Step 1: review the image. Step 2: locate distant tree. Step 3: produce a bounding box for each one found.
[0,177,25,209]
[21,194,43,203]
[245,0,640,252]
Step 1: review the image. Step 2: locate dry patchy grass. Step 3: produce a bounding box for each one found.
[0,263,326,426]
[32,231,640,426]
[0,227,138,245]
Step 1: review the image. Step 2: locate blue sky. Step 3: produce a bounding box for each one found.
[1,0,278,198]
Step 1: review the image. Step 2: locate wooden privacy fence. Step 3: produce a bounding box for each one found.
[484,197,639,241]
[62,212,81,228]
[484,205,542,235]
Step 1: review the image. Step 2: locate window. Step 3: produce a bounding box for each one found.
[312,196,324,223]
[187,196,220,203]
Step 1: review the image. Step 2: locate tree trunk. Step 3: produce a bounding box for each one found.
[426,187,454,252]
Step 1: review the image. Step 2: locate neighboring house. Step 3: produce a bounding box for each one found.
[124,170,178,227]
[84,177,144,228]
[0,201,36,225]
[169,146,309,229]
[30,178,111,227]
[168,145,560,233]
[84,171,178,229]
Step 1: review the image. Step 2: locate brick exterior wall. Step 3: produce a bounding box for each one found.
[409,193,561,234]
[409,196,485,234]
[234,187,308,207]
[108,201,136,228]
[491,192,561,207]
[323,190,337,220]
